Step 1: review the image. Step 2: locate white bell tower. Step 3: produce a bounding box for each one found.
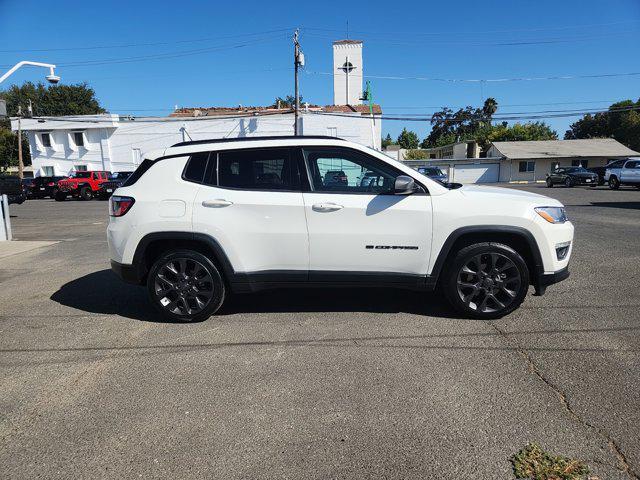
[333,40,363,105]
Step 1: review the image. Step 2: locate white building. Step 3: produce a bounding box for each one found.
[333,40,363,105]
[12,40,381,177]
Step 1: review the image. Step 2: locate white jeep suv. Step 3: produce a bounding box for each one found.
[108,136,573,321]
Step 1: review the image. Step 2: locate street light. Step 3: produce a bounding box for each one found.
[0,61,60,180]
[0,61,60,85]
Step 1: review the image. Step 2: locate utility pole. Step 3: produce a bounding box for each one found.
[17,105,23,180]
[293,29,304,136]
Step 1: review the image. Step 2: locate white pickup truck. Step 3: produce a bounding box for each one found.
[604,158,640,189]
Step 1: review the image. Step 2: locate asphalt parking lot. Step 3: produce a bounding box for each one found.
[1,184,639,479]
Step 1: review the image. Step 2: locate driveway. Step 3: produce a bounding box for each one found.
[1,185,638,479]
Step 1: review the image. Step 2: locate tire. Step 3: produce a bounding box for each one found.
[443,243,530,320]
[146,250,226,322]
[546,178,553,188]
[50,188,58,199]
[54,190,67,201]
[79,186,93,201]
[609,176,620,190]
[564,177,573,188]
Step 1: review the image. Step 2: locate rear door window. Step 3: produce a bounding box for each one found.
[217,148,295,191]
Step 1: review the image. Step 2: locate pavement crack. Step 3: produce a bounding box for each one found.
[489,321,639,480]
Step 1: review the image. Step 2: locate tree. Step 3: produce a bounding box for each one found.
[273,95,302,108]
[565,99,640,152]
[483,121,557,145]
[423,98,499,148]
[0,82,104,172]
[397,128,420,149]
[0,82,105,117]
[404,149,429,160]
[0,128,30,171]
[381,133,394,148]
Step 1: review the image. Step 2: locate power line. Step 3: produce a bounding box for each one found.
[14,105,640,125]
[306,70,640,83]
[304,20,640,37]
[0,28,294,53]
[0,34,289,69]
[306,105,640,122]
[383,100,622,109]
[303,30,638,48]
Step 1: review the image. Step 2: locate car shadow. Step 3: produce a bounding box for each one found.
[50,269,460,322]
[587,201,640,210]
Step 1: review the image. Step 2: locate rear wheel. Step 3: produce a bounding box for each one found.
[564,177,573,188]
[54,191,67,201]
[79,186,93,200]
[147,250,226,322]
[546,178,553,188]
[443,243,529,319]
[609,176,620,190]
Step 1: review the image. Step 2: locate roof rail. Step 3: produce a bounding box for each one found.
[171,135,345,148]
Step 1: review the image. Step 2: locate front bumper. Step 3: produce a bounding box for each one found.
[534,266,570,295]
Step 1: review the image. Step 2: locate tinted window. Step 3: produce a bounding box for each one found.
[183,152,210,183]
[73,132,84,147]
[304,148,399,194]
[41,133,51,147]
[218,148,293,190]
[122,159,154,187]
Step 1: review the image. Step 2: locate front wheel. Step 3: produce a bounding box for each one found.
[147,250,226,322]
[609,176,620,190]
[443,243,530,319]
[79,186,93,200]
[546,178,553,188]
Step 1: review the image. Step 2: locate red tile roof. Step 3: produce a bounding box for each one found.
[169,104,381,117]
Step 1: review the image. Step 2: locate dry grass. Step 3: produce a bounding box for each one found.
[510,443,591,480]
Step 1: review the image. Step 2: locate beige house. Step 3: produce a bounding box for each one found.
[487,138,639,183]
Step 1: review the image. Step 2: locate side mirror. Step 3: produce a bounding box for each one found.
[394,175,416,195]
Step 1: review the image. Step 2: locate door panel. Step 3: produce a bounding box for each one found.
[192,148,309,274]
[303,193,432,274]
[300,146,432,275]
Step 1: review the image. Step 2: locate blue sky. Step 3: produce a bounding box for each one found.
[1,0,639,141]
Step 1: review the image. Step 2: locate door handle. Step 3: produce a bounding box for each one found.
[202,199,233,208]
[312,203,344,212]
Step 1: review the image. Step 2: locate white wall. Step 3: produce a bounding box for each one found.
[15,112,382,176]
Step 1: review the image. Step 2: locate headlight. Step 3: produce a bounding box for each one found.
[535,206,567,224]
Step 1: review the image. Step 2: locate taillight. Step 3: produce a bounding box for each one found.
[109,195,135,217]
[47,182,55,186]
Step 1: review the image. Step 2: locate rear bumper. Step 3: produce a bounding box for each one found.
[110,260,144,285]
[534,266,570,295]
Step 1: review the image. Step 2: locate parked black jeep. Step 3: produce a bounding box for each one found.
[97,171,133,200]
[0,176,27,204]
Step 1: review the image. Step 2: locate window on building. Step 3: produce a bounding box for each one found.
[551,162,560,172]
[429,154,436,159]
[326,127,338,137]
[572,159,588,168]
[72,131,85,147]
[41,132,52,148]
[217,148,294,191]
[42,166,54,176]
[518,161,535,173]
[75,165,87,172]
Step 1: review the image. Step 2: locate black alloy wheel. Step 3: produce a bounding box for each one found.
[444,243,529,319]
[609,176,620,190]
[79,186,93,200]
[564,177,573,188]
[147,250,225,322]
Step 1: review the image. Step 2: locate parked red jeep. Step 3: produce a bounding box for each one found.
[55,171,110,201]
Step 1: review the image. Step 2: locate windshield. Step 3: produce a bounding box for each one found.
[71,172,91,178]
